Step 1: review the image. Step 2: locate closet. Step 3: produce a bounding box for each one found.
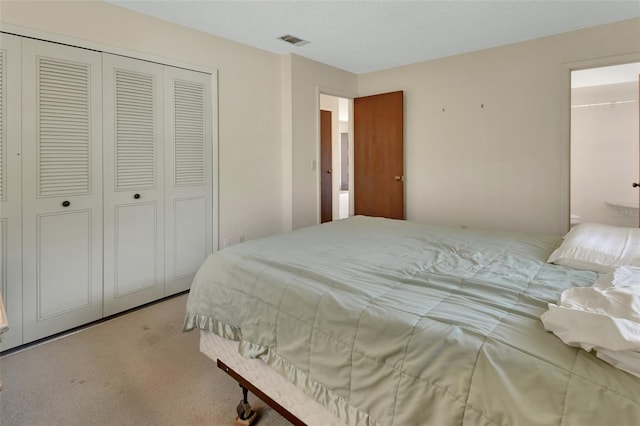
[0,33,215,351]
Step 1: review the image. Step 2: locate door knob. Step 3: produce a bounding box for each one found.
[326,170,332,174]
[134,193,141,199]
[62,200,71,207]
[394,175,403,181]
[633,182,639,188]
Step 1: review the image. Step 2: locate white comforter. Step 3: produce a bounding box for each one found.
[541,266,640,378]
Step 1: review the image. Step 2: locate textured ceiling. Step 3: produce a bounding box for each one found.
[107,0,640,74]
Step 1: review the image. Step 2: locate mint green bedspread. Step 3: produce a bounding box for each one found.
[184,216,640,425]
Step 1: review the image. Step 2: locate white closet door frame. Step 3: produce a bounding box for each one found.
[0,26,219,346]
[0,33,23,351]
[21,39,103,343]
[102,53,165,316]
[164,66,214,295]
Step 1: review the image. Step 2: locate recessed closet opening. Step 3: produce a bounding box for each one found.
[0,31,218,352]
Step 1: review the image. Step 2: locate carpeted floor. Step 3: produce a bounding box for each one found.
[0,293,290,426]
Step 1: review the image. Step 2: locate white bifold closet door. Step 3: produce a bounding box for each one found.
[102,54,165,316]
[1,34,214,349]
[102,55,213,312]
[21,39,104,343]
[164,66,213,296]
[0,33,23,350]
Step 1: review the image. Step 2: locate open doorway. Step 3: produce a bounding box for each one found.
[570,62,640,228]
[320,94,352,222]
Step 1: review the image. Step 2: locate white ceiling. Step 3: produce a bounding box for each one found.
[107,0,640,74]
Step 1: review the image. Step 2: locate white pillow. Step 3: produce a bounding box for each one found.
[547,223,640,273]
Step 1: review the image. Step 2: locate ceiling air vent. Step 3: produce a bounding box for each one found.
[278,34,310,47]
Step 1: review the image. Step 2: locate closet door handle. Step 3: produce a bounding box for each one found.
[633,183,639,188]
[134,193,141,199]
[62,201,71,207]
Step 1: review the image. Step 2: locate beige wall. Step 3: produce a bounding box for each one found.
[0,1,359,235]
[3,1,639,237]
[288,55,358,229]
[359,18,640,235]
[0,0,286,246]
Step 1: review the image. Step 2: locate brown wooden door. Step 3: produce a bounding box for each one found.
[320,109,333,223]
[354,91,404,219]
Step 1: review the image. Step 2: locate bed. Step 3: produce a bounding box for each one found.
[183,216,640,425]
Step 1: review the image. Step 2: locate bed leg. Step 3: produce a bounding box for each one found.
[234,384,258,426]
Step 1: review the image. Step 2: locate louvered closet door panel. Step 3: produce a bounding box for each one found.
[164,67,214,295]
[0,34,23,351]
[103,54,165,316]
[21,39,103,343]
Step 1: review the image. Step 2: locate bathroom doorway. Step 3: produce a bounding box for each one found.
[570,62,640,228]
[319,94,352,221]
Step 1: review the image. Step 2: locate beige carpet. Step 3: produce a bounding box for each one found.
[0,293,291,426]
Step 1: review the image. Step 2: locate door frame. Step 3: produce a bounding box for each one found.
[563,52,640,233]
[317,88,356,223]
